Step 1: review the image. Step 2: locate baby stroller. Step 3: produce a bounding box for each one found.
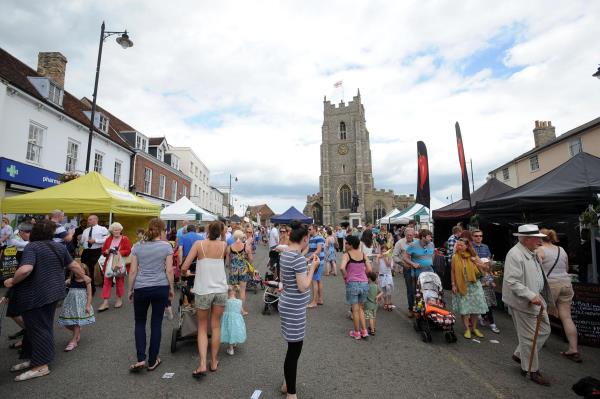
[261,258,281,315]
[171,275,198,353]
[413,272,457,343]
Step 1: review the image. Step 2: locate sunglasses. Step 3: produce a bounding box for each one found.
[279,230,287,233]
[473,235,483,238]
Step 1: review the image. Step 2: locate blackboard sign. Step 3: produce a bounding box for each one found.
[572,283,600,347]
[0,246,18,280]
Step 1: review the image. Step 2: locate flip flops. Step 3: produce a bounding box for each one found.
[560,351,583,363]
[147,358,162,371]
[129,362,146,372]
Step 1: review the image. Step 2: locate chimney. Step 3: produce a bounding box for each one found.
[37,52,68,88]
[533,120,556,147]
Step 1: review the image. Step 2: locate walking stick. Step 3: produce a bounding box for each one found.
[527,306,545,376]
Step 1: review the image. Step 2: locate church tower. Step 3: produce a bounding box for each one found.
[320,90,374,225]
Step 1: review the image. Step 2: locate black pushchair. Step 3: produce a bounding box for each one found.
[413,272,457,343]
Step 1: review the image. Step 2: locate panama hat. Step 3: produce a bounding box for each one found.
[513,224,547,237]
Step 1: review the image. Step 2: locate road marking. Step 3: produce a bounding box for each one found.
[394,307,507,399]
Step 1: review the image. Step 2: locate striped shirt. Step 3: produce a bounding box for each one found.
[279,250,310,342]
[307,234,325,263]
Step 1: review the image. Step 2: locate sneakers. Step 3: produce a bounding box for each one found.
[360,329,369,339]
[463,330,472,339]
[226,346,235,356]
[349,330,361,340]
[490,324,500,334]
[473,329,485,338]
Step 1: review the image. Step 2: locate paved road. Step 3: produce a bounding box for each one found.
[1,244,598,398]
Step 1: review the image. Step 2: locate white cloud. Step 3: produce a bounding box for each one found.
[2,0,600,214]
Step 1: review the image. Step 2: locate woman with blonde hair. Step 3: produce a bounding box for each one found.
[451,231,488,339]
[98,222,132,311]
[127,218,174,371]
[537,228,581,362]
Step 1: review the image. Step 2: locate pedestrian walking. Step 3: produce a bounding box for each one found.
[58,264,95,351]
[340,235,372,340]
[228,229,253,315]
[1,215,13,247]
[393,227,416,317]
[304,224,325,308]
[79,215,108,294]
[537,228,581,363]
[472,229,500,334]
[98,222,131,311]
[503,224,551,386]
[4,219,89,381]
[335,225,345,253]
[376,243,394,310]
[450,234,489,340]
[181,221,229,378]
[365,271,383,335]
[127,218,174,372]
[278,221,319,398]
[324,227,337,276]
[221,285,247,356]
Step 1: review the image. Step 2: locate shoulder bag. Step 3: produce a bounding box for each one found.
[545,247,561,277]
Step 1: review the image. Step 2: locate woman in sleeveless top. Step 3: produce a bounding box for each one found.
[340,235,372,339]
[537,228,581,362]
[228,229,253,315]
[181,221,229,378]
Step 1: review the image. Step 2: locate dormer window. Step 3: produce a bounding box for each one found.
[82,111,109,133]
[157,147,164,162]
[135,134,148,152]
[27,77,64,107]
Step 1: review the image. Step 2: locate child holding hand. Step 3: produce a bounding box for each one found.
[58,263,95,351]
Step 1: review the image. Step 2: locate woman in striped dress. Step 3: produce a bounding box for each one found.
[279,221,320,399]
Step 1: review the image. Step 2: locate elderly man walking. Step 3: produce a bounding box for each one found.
[503,225,551,386]
[393,227,416,317]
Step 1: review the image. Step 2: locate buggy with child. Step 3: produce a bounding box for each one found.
[413,271,457,343]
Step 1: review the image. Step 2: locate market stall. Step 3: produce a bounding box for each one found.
[160,196,217,221]
[271,206,313,224]
[389,203,430,225]
[377,208,401,224]
[0,172,160,239]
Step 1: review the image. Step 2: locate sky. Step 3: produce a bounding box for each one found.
[1,0,600,215]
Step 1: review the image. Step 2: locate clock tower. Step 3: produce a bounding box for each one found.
[317,89,374,225]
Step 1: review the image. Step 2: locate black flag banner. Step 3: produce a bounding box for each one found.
[416,141,430,209]
[455,122,471,202]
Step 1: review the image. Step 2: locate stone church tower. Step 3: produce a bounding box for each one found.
[306,91,414,225]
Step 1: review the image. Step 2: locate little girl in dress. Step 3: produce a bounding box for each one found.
[377,244,395,311]
[221,285,247,356]
[58,263,95,351]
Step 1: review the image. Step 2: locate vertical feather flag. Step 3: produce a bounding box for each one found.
[416,141,430,209]
[455,122,471,203]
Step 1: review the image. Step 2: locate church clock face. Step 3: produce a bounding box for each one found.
[337,143,348,155]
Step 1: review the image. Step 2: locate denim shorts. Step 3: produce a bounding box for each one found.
[345,281,369,305]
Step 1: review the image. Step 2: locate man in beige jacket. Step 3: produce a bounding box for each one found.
[502,224,551,386]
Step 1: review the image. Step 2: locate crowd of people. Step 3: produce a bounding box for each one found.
[0,210,586,395]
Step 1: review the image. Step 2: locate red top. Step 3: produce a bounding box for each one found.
[102,234,132,266]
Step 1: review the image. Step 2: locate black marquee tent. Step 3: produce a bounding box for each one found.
[271,206,313,224]
[476,152,600,222]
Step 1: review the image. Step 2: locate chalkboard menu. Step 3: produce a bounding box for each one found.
[571,283,600,347]
[0,246,18,280]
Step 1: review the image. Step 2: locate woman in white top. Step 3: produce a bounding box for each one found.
[181,221,229,378]
[536,228,581,363]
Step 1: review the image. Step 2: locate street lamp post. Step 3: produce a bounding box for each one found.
[228,174,238,217]
[85,21,133,173]
[593,65,600,79]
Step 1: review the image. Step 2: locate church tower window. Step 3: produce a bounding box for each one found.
[373,200,386,221]
[339,121,346,140]
[342,164,345,173]
[339,185,351,209]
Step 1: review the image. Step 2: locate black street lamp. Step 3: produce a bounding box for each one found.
[85,21,133,173]
[228,174,238,217]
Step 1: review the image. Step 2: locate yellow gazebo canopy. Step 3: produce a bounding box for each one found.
[1,172,159,216]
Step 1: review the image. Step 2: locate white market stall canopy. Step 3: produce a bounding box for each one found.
[389,204,430,225]
[160,196,217,221]
[377,208,401,224]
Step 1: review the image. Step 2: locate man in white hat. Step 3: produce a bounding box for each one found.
[503,224,551,386]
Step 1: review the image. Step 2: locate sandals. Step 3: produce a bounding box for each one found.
[209,360,219,372]
[14,367,50,381]
[147,358,162,371]
[129,361,146,372]
[192,368,207,379]
[560,351,582,363]
[64,341,78,352]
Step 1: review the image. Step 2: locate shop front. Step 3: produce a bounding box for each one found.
[0,157,61,199]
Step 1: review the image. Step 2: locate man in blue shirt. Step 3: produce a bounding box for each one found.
[181,225,202,262]
[403,229,435,279]
[304,224,325,308]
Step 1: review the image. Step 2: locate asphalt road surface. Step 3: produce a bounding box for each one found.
[1,244,598,398]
